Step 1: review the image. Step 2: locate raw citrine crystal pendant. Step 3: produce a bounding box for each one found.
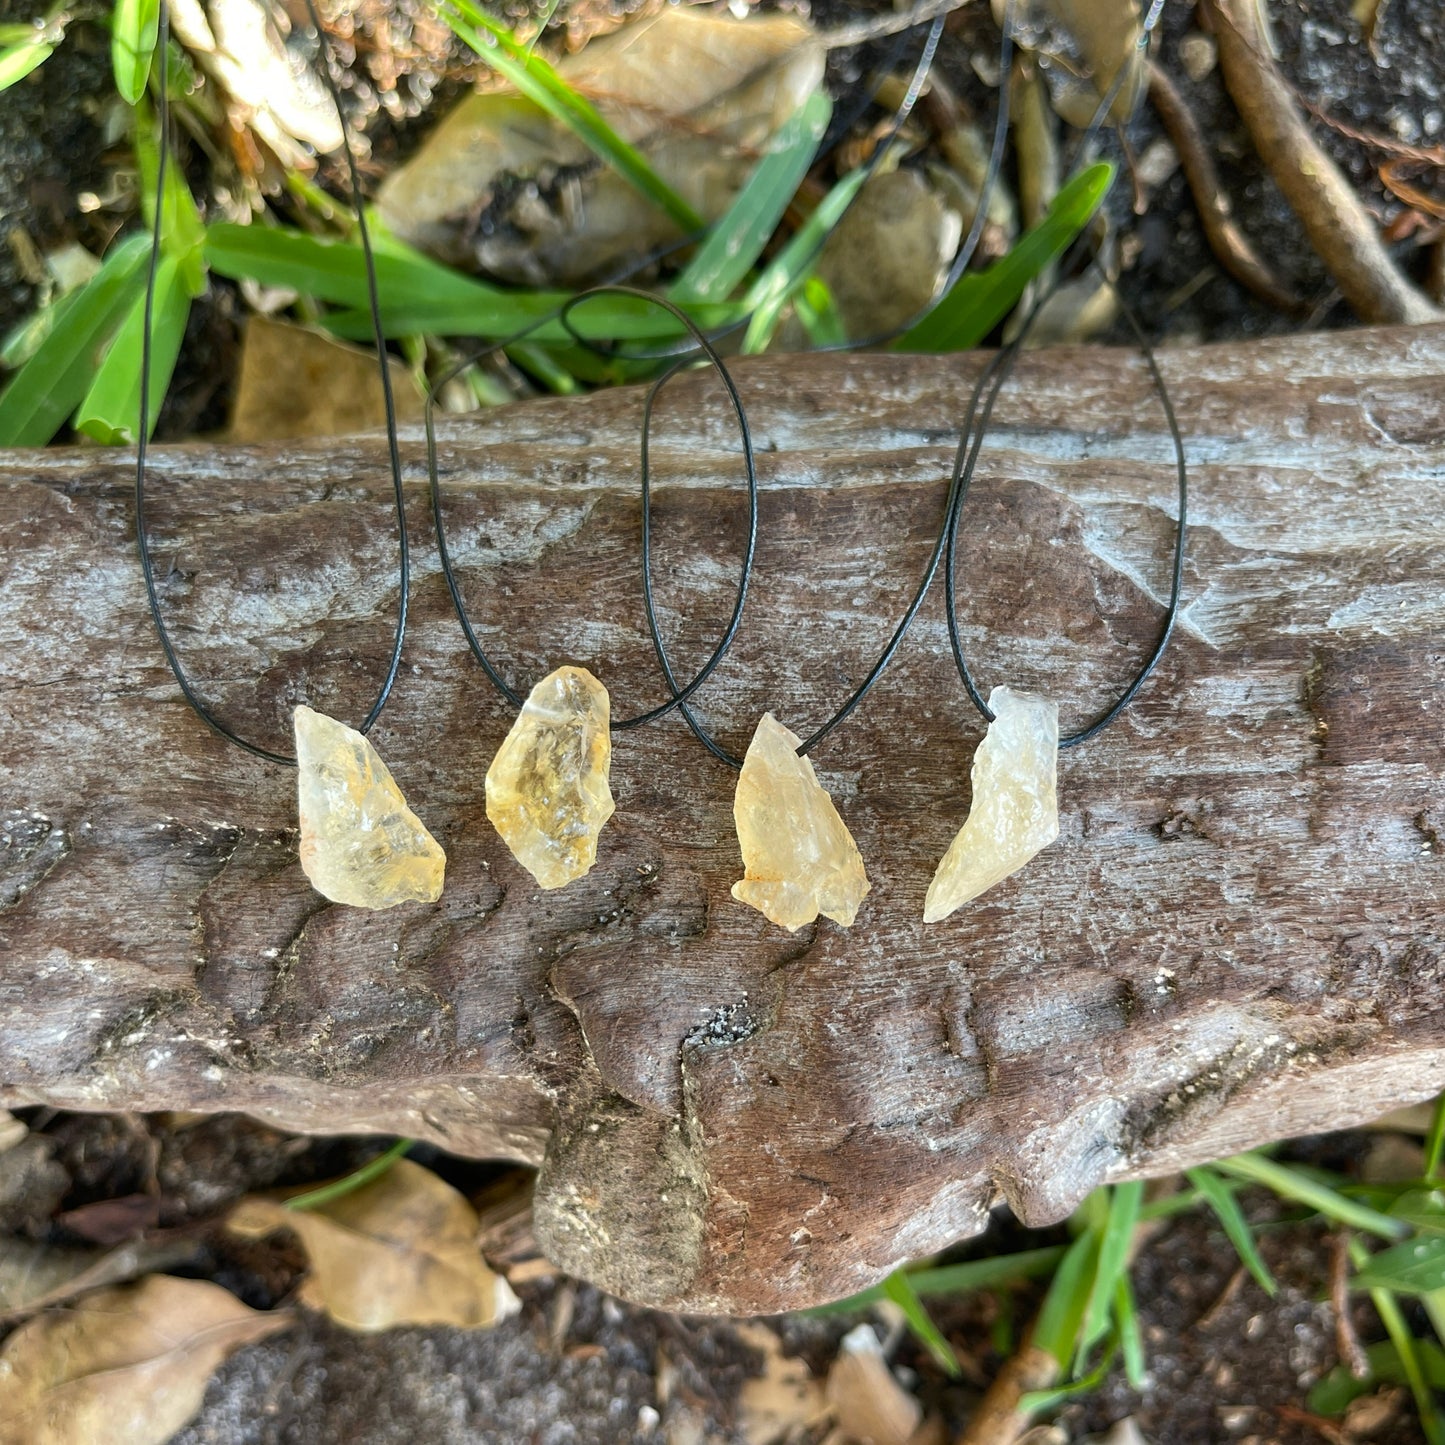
[294,705,446,909]
[485,665,615,889]
[924,685,1059,923]
[731,713,871,932]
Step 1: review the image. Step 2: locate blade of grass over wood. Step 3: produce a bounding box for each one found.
[794,274,847,346]
[741,164,869,353]
[1076,1182,1142,1368]
[670,90,832,304]
[896,161,1114,353]
[112,0,159,103]
[442,0,703,233]
[1216,1154,1409,1240]
[1185,1165,1278,1296]
[73,251,190,443]
[880,1269,961,1378]
[1019,1352,1115,1415]
[1032,1230,1100,1368]
[0,233,150,446]
[0,36,53,89]
[506,342,581,394]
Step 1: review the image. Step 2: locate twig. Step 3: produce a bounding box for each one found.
[820,0,974,51]
[1147,61,1305,315]
[955,1345,1059,1445]
[1330,1231,1371,1380]
[1203,0,1441,325]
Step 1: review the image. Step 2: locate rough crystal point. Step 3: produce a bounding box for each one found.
[924,686,1059,923]
[731,713,870,932]
[485,665,615,890]
[294,706,445,910]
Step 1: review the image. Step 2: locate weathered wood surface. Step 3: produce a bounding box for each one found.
[3,327,1444,1313]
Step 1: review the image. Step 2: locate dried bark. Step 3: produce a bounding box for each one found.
[3,328,1444,1313]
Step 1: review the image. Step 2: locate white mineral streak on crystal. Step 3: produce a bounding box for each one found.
[731,713,871,931]
[294,705,445,909]
[485,665,615,889]
[923,686,1059,923]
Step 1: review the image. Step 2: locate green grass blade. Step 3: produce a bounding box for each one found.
[1353,1237,1445,1445]
[1032,1230,1100,1368]
[1113,1275,1146,1389]
[1428,1095,1445,1180]
[136,106,207,294]
[0,233,151,446]
[73,251,190,444]
[794,274,847,347]
[880,1269,961,1378]
[807,1245,1066,1316]
[506,342,581,394]
[285,1140,413,1212]
[1077,1182,1142,1367]
[1018,1350,1114,1415]
[441,0,702,232]
[112,0,160,103]
[670,90,832,305]
[1216,1154,1409,1241]
[1186,1165,1279,1297]
[741,164,869,354]
[1353,1236,1445,1296]
[0,37,53,90]
[895,161,1114,353]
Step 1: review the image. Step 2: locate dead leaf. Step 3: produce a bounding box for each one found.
[999,0,1147,127]
[736,1321,829,1445]
[56,1194,161,1246]
[0,1275,289,1445]
[228,316,425,443]
[814,169,963,340]
[0,1236,201,1323]
[377,7,824,285]
[0,1138,69,1236]
[228,1158,520,1332]
[824,1323,921,1445]
[167,0,343,172]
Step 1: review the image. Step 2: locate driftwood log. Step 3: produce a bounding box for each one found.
[2,326,1444,1313]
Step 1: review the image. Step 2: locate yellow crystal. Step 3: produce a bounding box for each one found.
[485,665,615,889]
[731,713,871,931]
[294,705,445,909]
[924,686,1059,923]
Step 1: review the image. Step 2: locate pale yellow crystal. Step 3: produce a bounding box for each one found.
[731,713,871,931]
[294,706,445,909]
[485,665,615,889]
[924,686,1059,923]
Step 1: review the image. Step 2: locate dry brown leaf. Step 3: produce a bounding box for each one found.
[736,1321,829,1445]
[0,1116,25,1157]
[229,317,425,443]
[0,1275,289,1445]
[0,1236,200,1322]
[377,6,824,285]
[228,1158,520,1332]
[824,1323,922,1445]
[998,0,1146,127]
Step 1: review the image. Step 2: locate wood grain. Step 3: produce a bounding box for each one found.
[2,327,1443,1312]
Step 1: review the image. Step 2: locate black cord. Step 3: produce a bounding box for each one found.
[940,241,1188,747]
[430,285,758,737]
[134,0,407,765]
